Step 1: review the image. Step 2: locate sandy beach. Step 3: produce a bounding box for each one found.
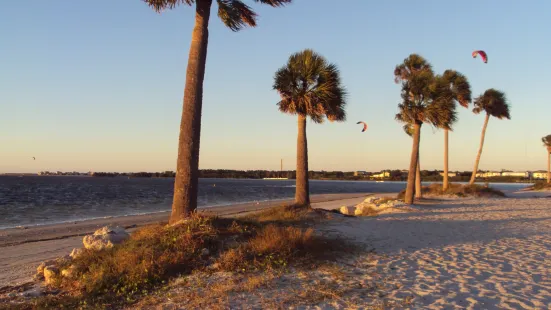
[3,190,551,309]
[311,191,551,308]
[0,193,370,288]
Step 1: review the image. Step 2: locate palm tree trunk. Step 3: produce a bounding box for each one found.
[547,150,550,184]
[405,122,422,204]
[169,0,212,224]
[415,152,422,198]
[295,115,310,206]
[469,113,490,185]
[443,129,449,190]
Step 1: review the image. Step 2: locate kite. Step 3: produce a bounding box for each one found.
[472,50,488,63]
[356,121,368,132]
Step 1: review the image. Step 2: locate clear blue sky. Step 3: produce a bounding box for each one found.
[1,0,550,173]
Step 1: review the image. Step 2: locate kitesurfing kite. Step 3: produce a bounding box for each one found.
[356,121,368,132]
[472,50,488,63]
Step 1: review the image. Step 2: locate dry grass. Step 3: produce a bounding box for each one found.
[16,208,352,309]
[245,203,326,224]
[526,181,551,191]
[397,183,505,199]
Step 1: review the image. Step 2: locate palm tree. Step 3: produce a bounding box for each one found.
[394,54,456,204]
[542,135,551,183]
[273,49,347,206]
[403,123,422,198]
[144,0,292,223]
[441,70,472,190]
[468,89,511,184]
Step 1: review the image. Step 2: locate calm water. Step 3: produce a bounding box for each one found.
[0,176,528,229]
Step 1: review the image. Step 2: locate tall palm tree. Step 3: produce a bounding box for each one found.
[542,135,551,183]
[144,0,292,223]
[273,49,347,206]
[394,54,455,204]
[441,70,471,190]
[403,123,422,198]
[469,89,511,184]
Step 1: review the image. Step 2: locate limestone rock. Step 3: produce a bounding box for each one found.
[43,266,59,285]
[83,226,129,251]
[61,265,77,278]
[70,248,84,259]
[339,206,356,216]
[354,204,377,216]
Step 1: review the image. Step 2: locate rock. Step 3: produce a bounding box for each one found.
[70,248,84,259]
[363,197,377,203]
[83,226,129,251]
[7,292,16,298]
[200,248,210,256]
[339,206,356,216]
[43,266,59,285]
[55,255,71,265]
[61,265,77,278]
[354,204,377,216]
[21,287,43,298]
[35,259,57,280]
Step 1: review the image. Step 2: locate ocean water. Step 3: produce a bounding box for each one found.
[0,176,528,229]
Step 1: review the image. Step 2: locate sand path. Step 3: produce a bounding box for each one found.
[320,195,551,309]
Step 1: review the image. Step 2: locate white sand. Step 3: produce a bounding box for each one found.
[316,195,551,309]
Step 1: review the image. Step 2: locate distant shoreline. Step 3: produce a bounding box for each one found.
[0,174,541,184]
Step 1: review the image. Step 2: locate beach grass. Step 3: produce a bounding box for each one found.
[526,181,551,191]
[397,183,505,199]
[14,206,352,309]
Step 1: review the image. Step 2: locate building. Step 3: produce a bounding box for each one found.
[371,171,390,178]
[475,171,502,178]
[501,171,530,178]
[532,171,548,180]
[439,172,457,177]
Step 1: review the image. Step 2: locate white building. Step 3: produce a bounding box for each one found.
[439,172,457,177]
[475,171,502,178]
[532,171,548,180]
[371,171,390,178]
[501,171,529,178]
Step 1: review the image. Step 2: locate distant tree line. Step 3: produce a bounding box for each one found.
[87,169,532,183]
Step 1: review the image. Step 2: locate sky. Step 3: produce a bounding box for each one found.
[1,0,551,173]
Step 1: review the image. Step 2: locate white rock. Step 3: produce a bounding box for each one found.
[354,204,377,216]
[21,287,43,298]
[363,197,378,203]
[61,265,77,278]
[43,266,59,285]
[339,206,356,216]
[83,226,129,251]
[70,248,84,259]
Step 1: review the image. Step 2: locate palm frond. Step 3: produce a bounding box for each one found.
[443,70,472,108]
[542,135,551,147]
[273,49,347,123]
[473,89,511,119]
[252,0,292,7]
[217,0,257,31]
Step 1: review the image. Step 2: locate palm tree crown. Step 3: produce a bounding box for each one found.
[442,70,471,108]
[472,89,511,119]
[144,0,292,31]
[542,135,551,148]
[273,49,347,123]
[394,54,456,130]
